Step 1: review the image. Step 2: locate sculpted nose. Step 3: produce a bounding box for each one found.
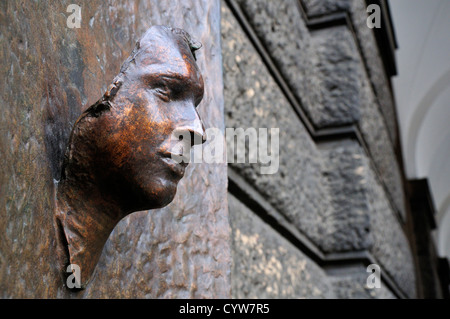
[174,111,207,147]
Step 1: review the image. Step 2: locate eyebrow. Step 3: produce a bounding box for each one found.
[144,71,203,92]
[141,72,204,101]
[160,74,190,82]
[141,72,191,86]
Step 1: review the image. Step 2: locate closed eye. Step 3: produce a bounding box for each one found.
[155,87,170,102]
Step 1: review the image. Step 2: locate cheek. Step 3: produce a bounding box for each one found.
[94,113,148,169]
[97,94,178,166]
[133,93,175,140]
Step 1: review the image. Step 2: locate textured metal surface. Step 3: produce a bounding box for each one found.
[0,0,229,298]
[56,25,207,289]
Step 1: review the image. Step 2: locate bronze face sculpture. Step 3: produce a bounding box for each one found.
[55,26,206,289]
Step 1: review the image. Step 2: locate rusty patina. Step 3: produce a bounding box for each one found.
[55,26,206,289]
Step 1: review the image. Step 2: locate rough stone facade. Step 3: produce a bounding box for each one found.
[328,267,396,299]
[321,140,415,297]
[229,194,335,298]
[222,3,335,253]
[304,0,399,143]
[223,0,415,298]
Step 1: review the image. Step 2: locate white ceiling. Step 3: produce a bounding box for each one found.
[389,0,450,259]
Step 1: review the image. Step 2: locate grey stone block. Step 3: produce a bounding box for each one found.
[347,0,398,144]
[319,140,372,252]
[322,139,415,297]
[302,0,351,16]
[365,160,416,298]
[234,0,360,128]
[311,25,363,127]
[359,79,406,219]
[229,194,336,298]
[306,2,404,217]
[303,0,398,142]
[329,266,397,299]
[233,0,325,127]
[222,2,336,253]
[314,14,406,220]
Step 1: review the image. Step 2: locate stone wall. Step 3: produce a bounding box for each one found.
[229,194,335,298]
[0,0,230,298]
[222,0,415,298]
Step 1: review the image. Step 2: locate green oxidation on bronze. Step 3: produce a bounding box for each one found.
[55,26,207,289]
[0,0,230,298]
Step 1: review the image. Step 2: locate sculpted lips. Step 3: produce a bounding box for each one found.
[160,152,190,177]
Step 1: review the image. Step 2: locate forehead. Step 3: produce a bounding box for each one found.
[134,29,202,84]
[138,56,202,84]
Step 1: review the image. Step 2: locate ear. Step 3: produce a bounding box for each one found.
[82,78,123,118]
[84,101,111,118]
[103,79,122,100]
